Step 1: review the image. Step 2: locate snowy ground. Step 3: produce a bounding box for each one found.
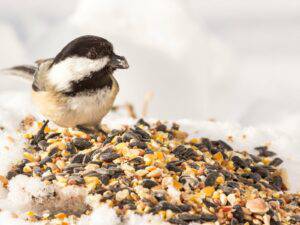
[0,0,300,224]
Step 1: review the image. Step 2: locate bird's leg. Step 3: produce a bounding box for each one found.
[94,124,108,136]
[76,125,95,134]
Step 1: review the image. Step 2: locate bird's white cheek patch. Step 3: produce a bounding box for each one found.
[48,56,109,91]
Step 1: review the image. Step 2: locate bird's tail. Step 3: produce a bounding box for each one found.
[0,65,37,81]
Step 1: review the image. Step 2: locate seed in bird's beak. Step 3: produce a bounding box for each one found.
[110,54,129,69]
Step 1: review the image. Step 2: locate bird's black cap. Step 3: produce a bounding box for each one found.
[53,35,114,65]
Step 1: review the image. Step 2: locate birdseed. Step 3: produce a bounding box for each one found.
[3,118,300,224]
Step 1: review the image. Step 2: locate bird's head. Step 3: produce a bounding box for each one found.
[48,35,129,93]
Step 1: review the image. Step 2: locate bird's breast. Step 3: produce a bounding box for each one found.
[32,78,119,127]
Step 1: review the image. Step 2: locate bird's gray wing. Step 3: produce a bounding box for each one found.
[0,65,37,81]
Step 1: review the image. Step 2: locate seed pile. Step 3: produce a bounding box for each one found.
[2,118,300,225]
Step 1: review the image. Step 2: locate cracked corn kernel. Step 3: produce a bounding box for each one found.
[166,210,174,220]
[212,191,220,199]
[173,180,182,190]
[144,154,155,166]
[190,138,200,144]
[23,165,32,173]
[213,152,224,163]
[123,148,140,159]
[84,177,100,190]
[56,160,65,170]
[23,152,35,162]
[244,167,252,173]
[0,175,8,186]
[70,130,88,138]
[61,150,70,157]
[26,211,35,217]
[47,141,66,151]
[216,176,225,184]
[202,186,215,197]
[227,161,235,170]
[115,142,127,151]
[159,210,167,220]
[44,126,50,133]
[273,192,280,198]
[116,189,129,201]
[136,169,149,177]
[55,213,67,219]
[155,132,166,143]
[147,168,162,178]
[154,151,164,160]
[23,133,33,139]
[262,157,270,165]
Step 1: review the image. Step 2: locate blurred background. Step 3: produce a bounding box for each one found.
[1,0,300,129]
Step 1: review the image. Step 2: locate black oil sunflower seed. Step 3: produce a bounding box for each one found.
[122,131,141,142]
[159,201,181,213]
[132,126,151,141]
[203,199,217,208]
[255,146,276,157]
[227,181,239,188]
[232,156,247,168]
[178,204,192,212]
[205,171,219,186]
[66,142,76,154]
[172,145,187,156]
[166,161,183,173]
[48,147,58,157]
[129,140,147,149]
[70,154,85,164]
[241,172,261,182]
[199,213,218,222]
[40,156,51,165]
[271,175,283,190]
[217,140,233,151]
[201,138,212,152]
[230,218,239,225]
[232,205,244,222]
[156,124,167,132]
[136,118,150,127]
[99,149,120,162]
[38,140,48,150]
[142,179,158,188]
[269,157,283,167]
[178,213,201,222]
[45,132,61,139]
[168,218,187,225]
[73,138,92,150]
[31,120,49,145]
[250,166,270,178]
[103,129,122,145]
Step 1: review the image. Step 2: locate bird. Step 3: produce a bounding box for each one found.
[1,35,129,132]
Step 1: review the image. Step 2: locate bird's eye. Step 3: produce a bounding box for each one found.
[87,48,97,59]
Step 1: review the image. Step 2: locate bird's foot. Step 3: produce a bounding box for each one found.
[76,125,95,134]
[94,125,108,136]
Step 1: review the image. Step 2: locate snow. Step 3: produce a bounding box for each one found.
[78,205,120,225]
[0,175,54,213]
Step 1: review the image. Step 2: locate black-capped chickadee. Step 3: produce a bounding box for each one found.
[1,35,129,130]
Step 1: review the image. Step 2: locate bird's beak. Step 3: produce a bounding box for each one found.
[110,54,129,69]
